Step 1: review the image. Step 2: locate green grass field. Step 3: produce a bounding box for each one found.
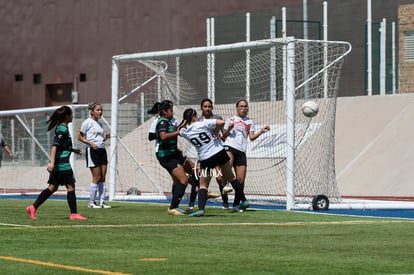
[1,199,414,274]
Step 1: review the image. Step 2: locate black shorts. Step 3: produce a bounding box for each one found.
[199,149,229,170]
[48,170,76,186]
[86,147,108,168]
[224,146,247,167]
[156,151,187,175]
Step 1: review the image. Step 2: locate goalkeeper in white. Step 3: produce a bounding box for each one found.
[178,108,249,217]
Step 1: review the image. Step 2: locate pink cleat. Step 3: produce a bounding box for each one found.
[26,205,37,220]
[69,213,88,220]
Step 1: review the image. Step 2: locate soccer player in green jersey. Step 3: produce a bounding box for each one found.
[26,106,88,220]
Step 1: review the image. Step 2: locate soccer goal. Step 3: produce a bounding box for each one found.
[109,37,351,210]
[0,105,93,196]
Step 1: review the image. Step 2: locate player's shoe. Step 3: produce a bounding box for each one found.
[178,207,191,214]
[189,210,205,217]
[88,202,101,209]
[167,208,186,216]
[207,192,221,199]
[232,205,242,212]
[239,200,250,211]
[222,202,229,209]
[222,185,233,195]
[70,213,88,220]
[100,202,111,209]
[187,202,195,211]
[26,205,37,220]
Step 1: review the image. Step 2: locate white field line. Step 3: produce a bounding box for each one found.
[1,219,414,230]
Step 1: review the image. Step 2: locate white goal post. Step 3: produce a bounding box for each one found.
[109,37,351,210]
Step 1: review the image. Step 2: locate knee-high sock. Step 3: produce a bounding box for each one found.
[98,182,106,204]
[67,190,77,214]
[219,183,228,204]
[230,179,246,206]
[198,188,208,211]
[188,176,198,204]
[170,183,186,209]
[89,183,98,204]
[33,188,53,209]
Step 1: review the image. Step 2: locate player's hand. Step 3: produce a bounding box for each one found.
[261,125,270,133]
[47,163,54,173]
[72,149,82,155]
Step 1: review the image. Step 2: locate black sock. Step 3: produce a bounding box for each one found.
[188,176,198,205]
[170,183,187,209]
[33,188,53,209]
[189,184,198,205]
[219,184,228,204]
[191,175,200,188]
[198,188,208,211]
[230,179,246,205]
[67,191,77,214]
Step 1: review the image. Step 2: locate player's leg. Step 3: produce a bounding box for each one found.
[168,165,189,215]
[65,182,87,220]
[97,164,110,208]
[187,174,199,210]
[216,173,230,209]
[189,176,211,217]
[183,158,219,199]
[26,183,58,219]
[88,166,102,208]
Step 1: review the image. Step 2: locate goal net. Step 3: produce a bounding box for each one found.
[0,105,92,196]
[109,38,351,210]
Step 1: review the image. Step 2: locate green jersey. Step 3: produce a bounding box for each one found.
[156,117,177,158]
[52,124,73,171]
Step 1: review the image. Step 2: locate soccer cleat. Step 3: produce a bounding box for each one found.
[189,210,205,217]
[188,202,194,210]
[70,213,88,220]
[239,200,250,211]
[177,207,190,214]
[232,205,242,212]
[100,203,111,209]
[167,208,186,216]
[222,202,229,209]
[207,192,221,199]
[88,202,101,209]
[26,205,37,220]
[222,185,233,195]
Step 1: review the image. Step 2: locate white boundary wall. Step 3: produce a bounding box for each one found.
[335,93,414,198]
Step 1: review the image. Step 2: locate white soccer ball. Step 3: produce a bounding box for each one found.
[301,101,319,118]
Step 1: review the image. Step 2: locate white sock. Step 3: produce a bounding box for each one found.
[89,183,98,204]
[98,182,106,205]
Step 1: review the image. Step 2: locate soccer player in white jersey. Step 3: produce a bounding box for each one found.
[222,99,270,211]
[188,98,232,210]
[78,102,111,209]
[179,108,249,217]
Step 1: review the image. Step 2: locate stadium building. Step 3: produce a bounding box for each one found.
[0,0,414,109]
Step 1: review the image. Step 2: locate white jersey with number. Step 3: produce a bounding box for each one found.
[198,114,223,139]
[179,119,222,161]
[80,118,106,149]
[223,116,255,153]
